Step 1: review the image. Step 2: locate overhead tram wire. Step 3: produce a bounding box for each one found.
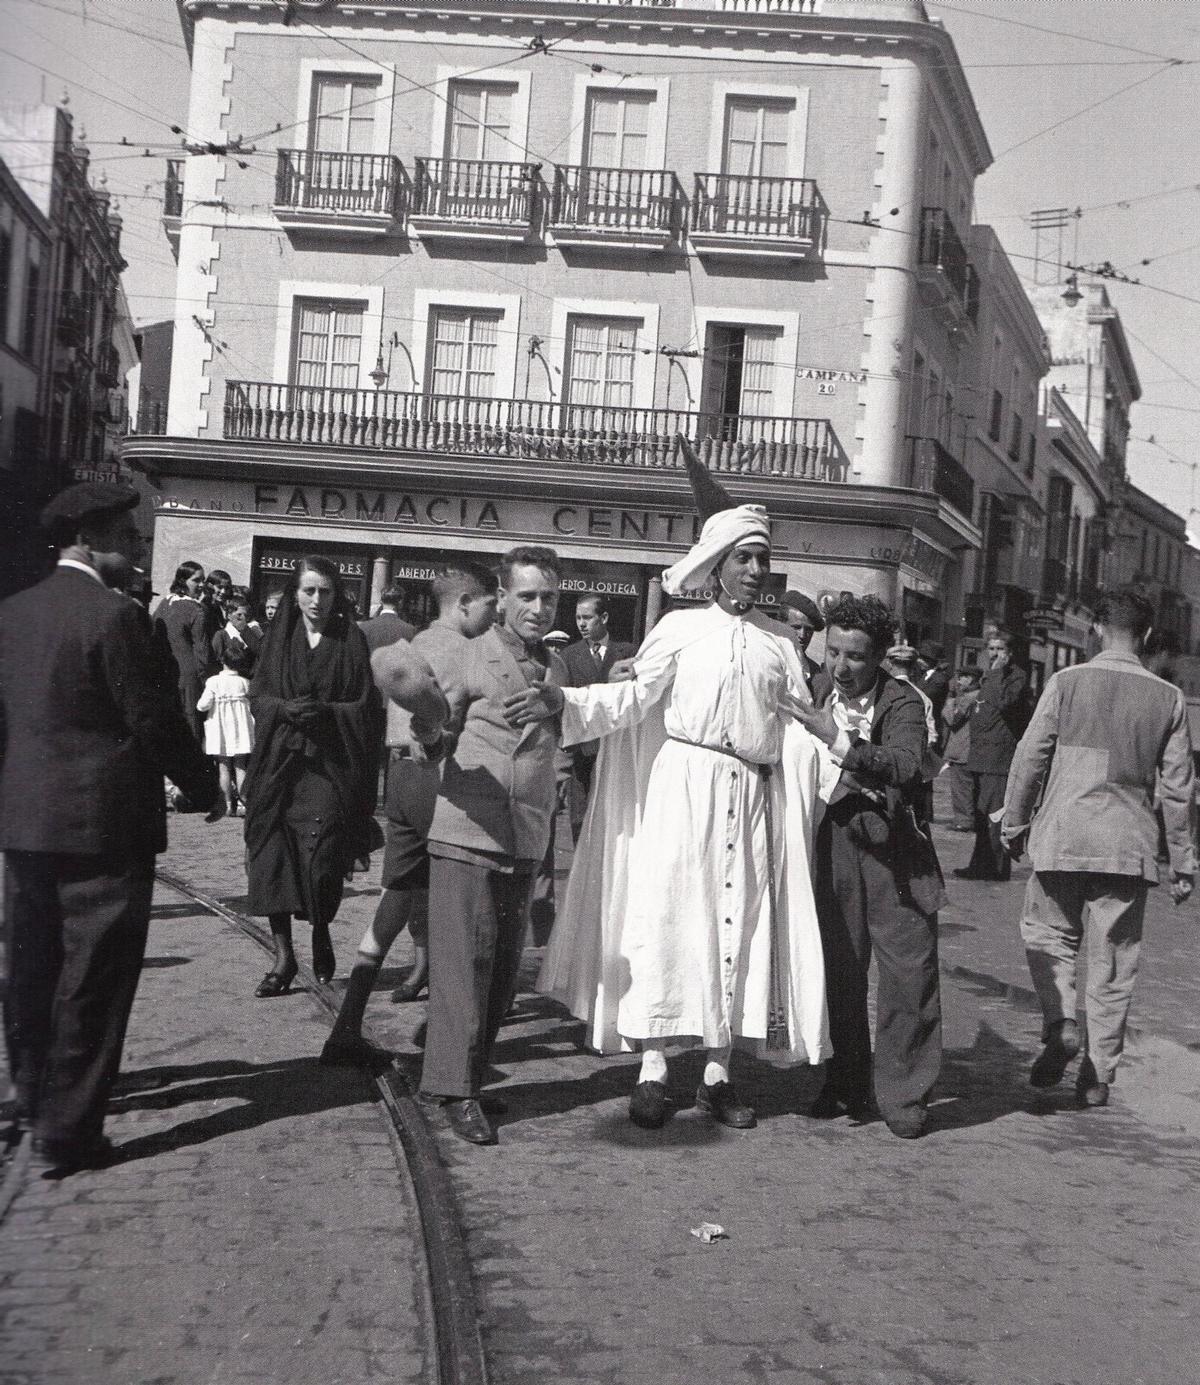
[930,1,1192,65]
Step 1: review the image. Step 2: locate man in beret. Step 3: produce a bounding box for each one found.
[779,590,824,692]
[0,483,221,1175]
[914,641,951,729]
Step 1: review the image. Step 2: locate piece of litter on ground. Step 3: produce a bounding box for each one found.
[690,1222,727,1243]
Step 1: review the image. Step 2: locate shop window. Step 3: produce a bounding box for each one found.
[289,298,365,391]
[445,81,517,162]
[309,73,379,155]
[427,307,501,398]
[564,315,638,415]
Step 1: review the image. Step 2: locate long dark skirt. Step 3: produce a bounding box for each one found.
[245,764,348,926]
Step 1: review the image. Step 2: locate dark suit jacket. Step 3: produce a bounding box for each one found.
[359,610,416,653]
[560,637,638,762]
[0,566,217,858]
[813,669,944,914]
[918,665,950,724]
[965,664,1028,773]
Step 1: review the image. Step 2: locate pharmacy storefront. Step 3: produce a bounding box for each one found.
[129,439,975,646]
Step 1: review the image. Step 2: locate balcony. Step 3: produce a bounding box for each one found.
[549,166,682,250]
[907,437,974,521]
[56,291,88,349]
[917,208,974,327]
[409,158,539,243]
[690,173,824,259]
[273,149,406,235]
[223,380,844,480]
[162,158,183,258]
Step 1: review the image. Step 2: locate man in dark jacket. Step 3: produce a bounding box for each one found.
[790,593,944,1139]
[915,640,951,728]
[359,584,416,652]
[558,591,637,835]
[0,483,220,1174]
[957,629,1028,882]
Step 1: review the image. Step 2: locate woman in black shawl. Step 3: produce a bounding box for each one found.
[242,556,381,996]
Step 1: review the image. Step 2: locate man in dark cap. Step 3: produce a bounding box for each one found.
[0,482,220,1175]
[779,589,824,692]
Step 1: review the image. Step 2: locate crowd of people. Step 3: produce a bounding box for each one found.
[1,466,1194,1172]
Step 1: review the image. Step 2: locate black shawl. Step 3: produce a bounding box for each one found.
[242,582,381,866]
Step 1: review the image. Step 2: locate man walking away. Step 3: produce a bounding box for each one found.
[957,629,1027,882]
[1,484,221,1175]
[1001,587,1194,1107]
[359,583,416,652]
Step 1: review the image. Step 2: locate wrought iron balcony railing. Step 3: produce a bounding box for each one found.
[918,207,969,301]
[550,166,682,239]
[56,291,89,348]
[692,173,823,244]
[411,158,538,227]
[274,149,405,219]
[907,436,975,521]
[223,380,844,480]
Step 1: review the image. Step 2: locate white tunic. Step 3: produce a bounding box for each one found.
[538,604,830,1062]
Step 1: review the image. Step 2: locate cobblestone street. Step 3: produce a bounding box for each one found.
[5,794,1195,1384]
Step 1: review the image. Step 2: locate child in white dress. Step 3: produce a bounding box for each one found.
[197,647,255,816]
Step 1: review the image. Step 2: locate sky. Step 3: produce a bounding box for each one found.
[1,0,1198,523]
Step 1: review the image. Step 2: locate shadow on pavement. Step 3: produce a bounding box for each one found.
[105,1056,375,1161]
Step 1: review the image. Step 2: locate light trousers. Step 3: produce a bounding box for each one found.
[1020,870,1148,1084]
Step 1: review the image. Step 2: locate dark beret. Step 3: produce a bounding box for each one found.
[918,640,944,662]
[779,590,825,630]
[40,482,139,531]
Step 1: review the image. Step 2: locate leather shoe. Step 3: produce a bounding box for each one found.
[1075,1056,1110,1108]
[479,1093,509,1115]
[30,1135,122,1176]
[1030,1018,1081,1088]
[807,1089,871,1123]
[629,1080,669,1129]
[443,1098,496,1146]
[882,1107,927,1139]
[695,1079,756,1129]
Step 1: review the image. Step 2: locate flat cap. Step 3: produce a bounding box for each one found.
[918,639,944,662]
[886,642,918,666]
[779,589,825,630]
[40,482,139,531]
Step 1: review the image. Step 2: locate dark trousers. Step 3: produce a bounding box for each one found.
[815,799,942,1116]
[947,763,973,828]
[420,856,534,1098]
[3,850,154,1152]
[966,770,1011,880]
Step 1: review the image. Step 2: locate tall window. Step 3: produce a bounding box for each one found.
[0,224,11,347]
[702,324,780,421]
[427,308,500,398]
[564,316,638,412]
[446,81,516,161]
[290,298,364,390]
[309,74,379,153]
[22,254,40,360]
[722,98,791,179]
[584,90,653,169]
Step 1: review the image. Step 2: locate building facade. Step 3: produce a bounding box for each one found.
[128,0,992,637]
[0,102,134,591]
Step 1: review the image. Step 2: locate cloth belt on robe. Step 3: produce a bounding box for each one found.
[666,734,772,775]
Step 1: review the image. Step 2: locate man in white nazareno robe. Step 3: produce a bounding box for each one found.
[510,503,831,1131]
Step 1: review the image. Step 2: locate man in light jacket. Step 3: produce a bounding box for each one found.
[1001,586,1195,1108]
[418,546,566,1145]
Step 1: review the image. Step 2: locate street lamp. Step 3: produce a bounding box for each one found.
[1061,274,1082,308]
[370,331,400,389]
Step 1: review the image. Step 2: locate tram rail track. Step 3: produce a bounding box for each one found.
[153,868,489,1385]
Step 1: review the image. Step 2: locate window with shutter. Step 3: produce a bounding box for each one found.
[289,298,365,391]
[446,82,516,162]
[309,74,379,154]
[564,316,638,420]
[427,308,501,398]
